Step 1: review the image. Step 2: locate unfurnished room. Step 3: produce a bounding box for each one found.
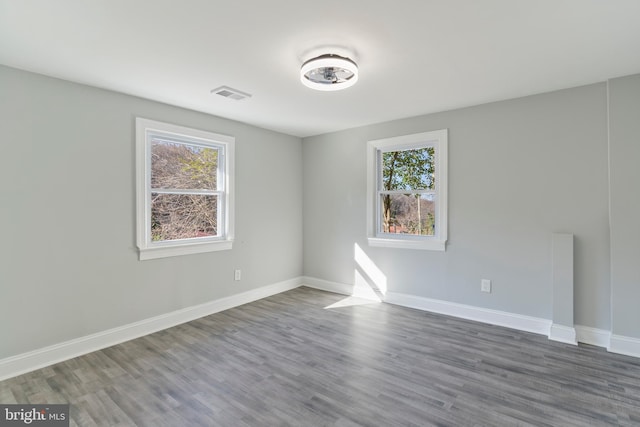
[1,1,640,426]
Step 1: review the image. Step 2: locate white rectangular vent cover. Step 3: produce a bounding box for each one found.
[211,86,252,101]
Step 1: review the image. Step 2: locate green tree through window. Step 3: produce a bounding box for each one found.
[367,129,447,251]
[381,147,435,235]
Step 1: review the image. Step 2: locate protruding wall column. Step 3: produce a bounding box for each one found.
[549,233,577,345]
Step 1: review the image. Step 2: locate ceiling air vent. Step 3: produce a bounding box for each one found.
[210,86,252,101]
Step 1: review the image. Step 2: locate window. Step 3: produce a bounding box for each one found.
[136,118,234,260]
[367,129,448,251]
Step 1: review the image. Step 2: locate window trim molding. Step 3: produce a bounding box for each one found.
[135,118,235,260]
[366,129,448,251]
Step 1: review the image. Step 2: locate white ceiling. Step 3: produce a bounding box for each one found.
[2,1,640,138]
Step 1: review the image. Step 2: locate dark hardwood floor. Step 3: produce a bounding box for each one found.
[1,287,639,426]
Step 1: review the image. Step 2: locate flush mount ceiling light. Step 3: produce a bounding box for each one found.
[300,54,358,91]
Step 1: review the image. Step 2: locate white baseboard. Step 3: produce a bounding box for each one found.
[302,276,381,300]
[302,277,551,336]
[575,325,611,348]
[302,276,355,296]
[609,334,640,358]
[384,291,552,336]
[0,278,302,381]
[301,277,640,360]
[302,277,640,359]
[549,324,577,345]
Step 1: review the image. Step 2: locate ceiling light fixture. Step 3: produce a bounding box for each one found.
[300,54,358,91]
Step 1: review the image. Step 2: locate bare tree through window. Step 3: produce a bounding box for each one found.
[150,141,220,241]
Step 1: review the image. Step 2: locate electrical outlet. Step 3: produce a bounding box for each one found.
[234,269,241,281]
[481,279,491,293]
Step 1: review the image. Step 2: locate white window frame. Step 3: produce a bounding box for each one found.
[366,129,448,251]
[136,118,235,260]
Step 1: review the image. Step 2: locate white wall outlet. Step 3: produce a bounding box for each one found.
[234,269,241,281]
[481,279,491,293]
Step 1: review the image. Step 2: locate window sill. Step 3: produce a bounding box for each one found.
[138,240,233,260]
[368,237,446,251]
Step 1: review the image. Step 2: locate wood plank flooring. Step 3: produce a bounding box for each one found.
[1,287,639,426]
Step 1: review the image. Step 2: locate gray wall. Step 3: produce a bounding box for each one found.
[2,64,637,361]
[609,74,640,339]
[0,66,303,359]
[303,83,611,329]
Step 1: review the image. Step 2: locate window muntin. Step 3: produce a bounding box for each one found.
[136,118,234,260]
[367,129,447,251]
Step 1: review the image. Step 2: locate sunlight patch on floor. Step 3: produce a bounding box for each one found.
[323,243,388,309]
[324,295,382,309]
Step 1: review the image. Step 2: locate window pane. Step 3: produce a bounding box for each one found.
[380,193,435,236]
[382,147,435,191]
[151,140,218,190]
[151,193,218,241]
